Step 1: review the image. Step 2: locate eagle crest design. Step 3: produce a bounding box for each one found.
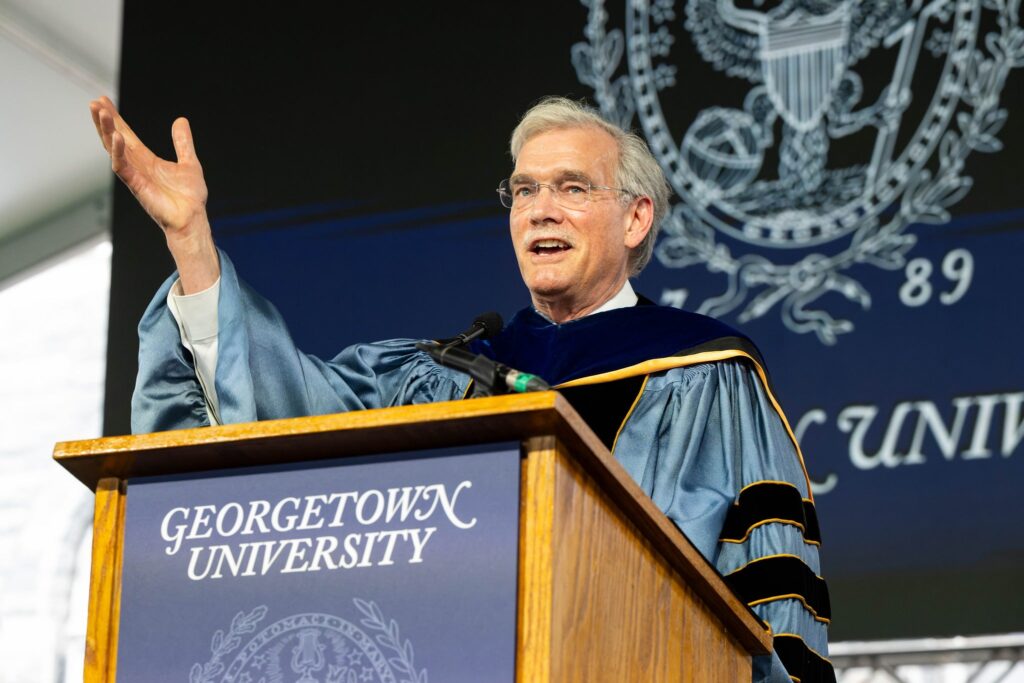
[574,0,1023,344]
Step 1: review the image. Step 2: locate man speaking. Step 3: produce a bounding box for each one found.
[90,95,833,683]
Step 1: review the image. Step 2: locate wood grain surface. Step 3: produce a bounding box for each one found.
[516,436,558,683]
[547,441,752,682]
[83,477,124,683]
[546,399,773,657]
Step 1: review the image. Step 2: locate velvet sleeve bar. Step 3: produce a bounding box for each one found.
[613,361,833,683]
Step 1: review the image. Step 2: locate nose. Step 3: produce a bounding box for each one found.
[528,184,563,223]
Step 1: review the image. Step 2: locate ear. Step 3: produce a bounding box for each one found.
[623,196,654,249]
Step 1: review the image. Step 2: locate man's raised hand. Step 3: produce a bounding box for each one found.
[89,96,220,292]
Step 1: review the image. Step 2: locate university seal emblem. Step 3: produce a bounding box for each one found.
[189,601,426,683]
[573,0,1023,343]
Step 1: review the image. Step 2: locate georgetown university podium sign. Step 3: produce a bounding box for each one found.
[55,393,772,682]
[118,446,520,683]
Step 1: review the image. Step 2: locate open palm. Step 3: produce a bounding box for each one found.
[89,96,208,237]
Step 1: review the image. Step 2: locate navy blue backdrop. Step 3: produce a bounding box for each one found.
[106,1,1024,639]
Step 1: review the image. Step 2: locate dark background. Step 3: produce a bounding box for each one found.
[106,1,1024,640]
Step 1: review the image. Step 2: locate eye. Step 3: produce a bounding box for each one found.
[512,183,535,198]
[560,182,588,195]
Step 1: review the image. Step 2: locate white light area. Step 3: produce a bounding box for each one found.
[61,524,93,683]
[0,238,110,683]
[4,0,123,82]
[833,633,1024,655]
[0,0,121,249]
[0,36,111,238]
[838,663,1024,682]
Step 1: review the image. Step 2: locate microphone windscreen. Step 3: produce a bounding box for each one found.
[473,312,504,339]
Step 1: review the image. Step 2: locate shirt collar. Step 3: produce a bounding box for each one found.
[533,280,638,322]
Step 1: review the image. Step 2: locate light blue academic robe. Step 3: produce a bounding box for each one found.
[133,253,832,683]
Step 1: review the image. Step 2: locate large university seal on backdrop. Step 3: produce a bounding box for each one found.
[574,0,1023,343]
[189,601,426,683]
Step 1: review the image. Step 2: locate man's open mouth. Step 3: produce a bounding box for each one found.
[530,239,572,255]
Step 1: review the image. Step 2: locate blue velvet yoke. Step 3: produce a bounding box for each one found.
[471,304,766,387]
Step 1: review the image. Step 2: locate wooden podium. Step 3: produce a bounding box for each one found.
[55,391,771,682]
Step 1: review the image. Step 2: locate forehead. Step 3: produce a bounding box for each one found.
[513,126,619,181]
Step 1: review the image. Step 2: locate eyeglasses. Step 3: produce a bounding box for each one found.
[496,177,632,210]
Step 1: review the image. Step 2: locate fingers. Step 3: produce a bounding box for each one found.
[89,96,115,137]
[91,97,129,182]
[99,108,115,142]
[110,131,127,174]
[91,95,149,156]
[89,100,102,139]
[171,117,198,163]
[90,97,121,155]
[90,102,107,150]
[109,131,146,196]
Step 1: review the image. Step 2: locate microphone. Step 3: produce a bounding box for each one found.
[415,341,550,396]
[502,368,551,394]
[437,312,504,348]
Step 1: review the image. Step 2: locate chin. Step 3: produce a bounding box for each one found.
[524,274,573,300]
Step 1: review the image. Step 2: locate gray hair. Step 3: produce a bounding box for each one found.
[509,97,670,276]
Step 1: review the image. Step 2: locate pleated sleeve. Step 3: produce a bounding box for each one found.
[132,251,469,433]
[613,360,833,683]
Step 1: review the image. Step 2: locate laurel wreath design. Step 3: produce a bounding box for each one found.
[189,600,426,683]
[189,605,268,683]
[574,0,1024,344]
[354,598,427,683]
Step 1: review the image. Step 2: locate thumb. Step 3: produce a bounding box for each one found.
[171,117,197,163]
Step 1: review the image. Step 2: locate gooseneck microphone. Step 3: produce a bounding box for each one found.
[417,313,550,396]
[437,311,504,348]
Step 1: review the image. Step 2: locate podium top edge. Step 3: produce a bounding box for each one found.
[53,392,578,486]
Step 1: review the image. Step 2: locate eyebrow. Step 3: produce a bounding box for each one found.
[556,170,592,183]
[509,170,593,185]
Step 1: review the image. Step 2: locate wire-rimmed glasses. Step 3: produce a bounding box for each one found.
[496,177,631,210]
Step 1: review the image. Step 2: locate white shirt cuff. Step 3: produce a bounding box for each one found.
[167,277,222,425]
[169,277,220,342]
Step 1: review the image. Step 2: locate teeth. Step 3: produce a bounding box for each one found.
[535,239,568,249]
